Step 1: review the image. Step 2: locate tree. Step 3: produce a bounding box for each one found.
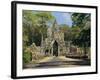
[22,11,55,63]
[23,11,55,46]
[34,12,55,40]
[23,10,36,47]
[71,13,91,57]
[59,24,72,41]
[71,13,90,29]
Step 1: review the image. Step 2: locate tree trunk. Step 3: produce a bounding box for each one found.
[40,34,44,53]
[83,43,87,57]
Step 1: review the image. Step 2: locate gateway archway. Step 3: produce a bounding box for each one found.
[53,41,58,56]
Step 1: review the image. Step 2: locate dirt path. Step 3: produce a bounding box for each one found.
[24,56,90,69]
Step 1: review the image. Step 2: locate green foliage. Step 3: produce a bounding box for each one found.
[59,24,72,41]
[23,10,55,47]
[72,27,90,47]
[23,51,32,63]
[34,11,55,40]
[59,24,80,42]
[72,13,90,28]
[23,10,55,62]
[71,13,91,56]
[71,26,80,40]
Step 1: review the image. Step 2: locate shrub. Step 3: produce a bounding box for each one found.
[23,51,32,63]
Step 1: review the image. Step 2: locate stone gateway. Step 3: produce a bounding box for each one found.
[41,20,67,56]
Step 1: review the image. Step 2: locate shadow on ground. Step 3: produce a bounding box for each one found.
[23,57,90,69]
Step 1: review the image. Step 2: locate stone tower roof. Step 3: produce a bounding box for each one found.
[52,19,59,32]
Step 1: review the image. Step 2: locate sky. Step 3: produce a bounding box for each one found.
[31,10,73,27]
[52,12,73,27]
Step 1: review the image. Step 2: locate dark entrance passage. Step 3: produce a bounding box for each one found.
[53,41,58,57]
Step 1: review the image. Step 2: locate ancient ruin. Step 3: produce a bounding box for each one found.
[41,20,67,56]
